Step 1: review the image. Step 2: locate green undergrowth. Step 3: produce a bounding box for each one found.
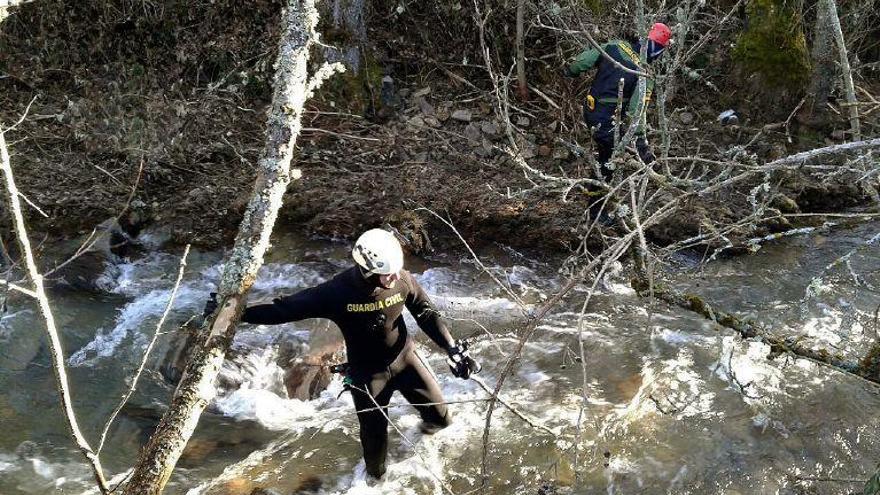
[734,0,810,90]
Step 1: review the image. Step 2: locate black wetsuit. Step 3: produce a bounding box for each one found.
[242,265,455,477]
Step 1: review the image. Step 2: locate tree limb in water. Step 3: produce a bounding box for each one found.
[629,247,880,386]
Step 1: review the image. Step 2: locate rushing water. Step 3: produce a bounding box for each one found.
[1,223,879,494]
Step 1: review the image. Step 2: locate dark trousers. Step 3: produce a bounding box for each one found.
[350,349,451,478]
[584,101,654,181]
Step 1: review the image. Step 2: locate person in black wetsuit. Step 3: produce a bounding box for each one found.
[564,23,672,181]
[206,228,480,479]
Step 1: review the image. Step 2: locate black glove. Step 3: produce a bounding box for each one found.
[447,340,482,379]
[635,137,656,165]
[203,292,218,318]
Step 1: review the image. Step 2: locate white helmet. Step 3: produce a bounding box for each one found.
[352,229,404,275]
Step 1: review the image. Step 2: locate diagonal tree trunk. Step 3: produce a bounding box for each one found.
[823,0,860,141]
[123,1,341,493]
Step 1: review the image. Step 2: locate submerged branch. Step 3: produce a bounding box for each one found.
[630,257,880,386]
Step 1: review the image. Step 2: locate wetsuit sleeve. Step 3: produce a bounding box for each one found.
[403,272,455,352]
[241,285,329,325]
[567,46,602,76]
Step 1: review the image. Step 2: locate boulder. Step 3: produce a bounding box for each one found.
[480,121,500,137]
[415,96,435,116]
[280,341,344,401]
[451,109,472,122]
[464,123,482,142]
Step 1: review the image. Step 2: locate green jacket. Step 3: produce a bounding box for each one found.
[568,39,654,133]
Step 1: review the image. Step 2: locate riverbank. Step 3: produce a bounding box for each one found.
[1,1,877,256]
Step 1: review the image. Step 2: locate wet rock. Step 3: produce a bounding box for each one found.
[219,479,253,495]
[181,438,220,465]
[282,341,344,401]
[537,482,559,495]
[52,207,151,292]
[292,475,323,494]
[451,109,472,122]
[159,324,198,385]
[250,488,284,495]
[464,123,482,142]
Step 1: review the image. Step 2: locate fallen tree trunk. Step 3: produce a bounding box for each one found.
[629,249,880,386]
[123,1,341,493]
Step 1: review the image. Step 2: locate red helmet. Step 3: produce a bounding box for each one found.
[648,23,672,46]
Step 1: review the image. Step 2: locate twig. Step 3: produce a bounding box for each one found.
[471,375,558,436]
[0,278,37,298]
[98,245,191,455]
[416,207,528,312]
[16,191,49,218]
[302,127,381,142]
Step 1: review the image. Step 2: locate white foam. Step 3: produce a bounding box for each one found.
[611,349,717,430]
[96,252,181,296]
[0,453,18,473]
[712,337,787,406]
[251,263,328,294]
[68,285,200,366]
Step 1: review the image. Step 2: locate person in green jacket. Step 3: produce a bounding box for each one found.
[564,23,672,181]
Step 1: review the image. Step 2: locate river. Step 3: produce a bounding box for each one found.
[1,223,878,494]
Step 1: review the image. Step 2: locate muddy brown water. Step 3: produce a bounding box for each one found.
[1,224,879,494]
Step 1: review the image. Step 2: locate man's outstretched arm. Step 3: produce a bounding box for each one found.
[241,285,329,325]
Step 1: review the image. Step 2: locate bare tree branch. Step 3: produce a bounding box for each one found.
[98,245,191,456]
[1,125,109,492]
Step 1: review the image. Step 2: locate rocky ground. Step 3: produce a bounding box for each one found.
[1,1,877,260]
